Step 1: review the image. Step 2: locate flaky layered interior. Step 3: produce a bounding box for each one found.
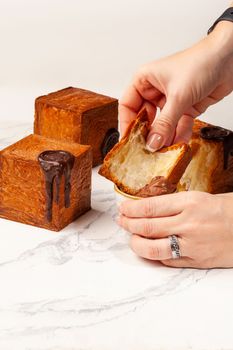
[178,140,218,192]
[108,124,183,191]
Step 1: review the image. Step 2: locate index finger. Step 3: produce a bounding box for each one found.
[119,85,143,135]
[119,191,188,218]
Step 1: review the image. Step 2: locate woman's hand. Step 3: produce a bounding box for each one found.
[117,191,233,268]
[119,21,233,151]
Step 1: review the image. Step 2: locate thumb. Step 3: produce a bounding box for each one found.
[146,97,185,152]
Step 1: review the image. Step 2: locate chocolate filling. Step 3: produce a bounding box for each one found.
[136,176,176,197]
[101,128,120,159]
[200,126,233,169]
[38,150,75,222]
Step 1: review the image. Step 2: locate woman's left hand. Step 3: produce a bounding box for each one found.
[117,191,233,268]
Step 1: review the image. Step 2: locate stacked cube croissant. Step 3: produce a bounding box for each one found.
[1,87,233,232]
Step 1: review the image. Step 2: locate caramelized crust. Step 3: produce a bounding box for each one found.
[34,87,118,167]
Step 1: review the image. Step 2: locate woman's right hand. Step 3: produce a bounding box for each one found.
[119,21,233,151]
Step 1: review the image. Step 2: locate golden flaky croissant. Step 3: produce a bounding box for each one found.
[99,109,233,197]
[99,109,192,197]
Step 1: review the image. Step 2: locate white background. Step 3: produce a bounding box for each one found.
[0,0,232,127]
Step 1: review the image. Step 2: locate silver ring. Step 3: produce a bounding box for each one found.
[169,235,181,259]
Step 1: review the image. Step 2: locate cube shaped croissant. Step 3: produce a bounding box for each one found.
[34,87,119,166]
[0,134,92,231]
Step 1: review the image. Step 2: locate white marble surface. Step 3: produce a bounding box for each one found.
[0,124,233,350]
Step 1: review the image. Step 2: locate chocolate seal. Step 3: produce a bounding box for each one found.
[200,126,231,141]
[101,128,120,159]
[200,126,233,169]
[38,150,75,222]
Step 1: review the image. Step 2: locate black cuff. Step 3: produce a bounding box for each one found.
[208,7,233,34]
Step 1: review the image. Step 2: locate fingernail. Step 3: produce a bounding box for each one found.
[146,133,163,152]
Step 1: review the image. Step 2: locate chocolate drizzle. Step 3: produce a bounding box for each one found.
[38,150,75,222]
[101,128,120,159]
[200,126,233,169]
